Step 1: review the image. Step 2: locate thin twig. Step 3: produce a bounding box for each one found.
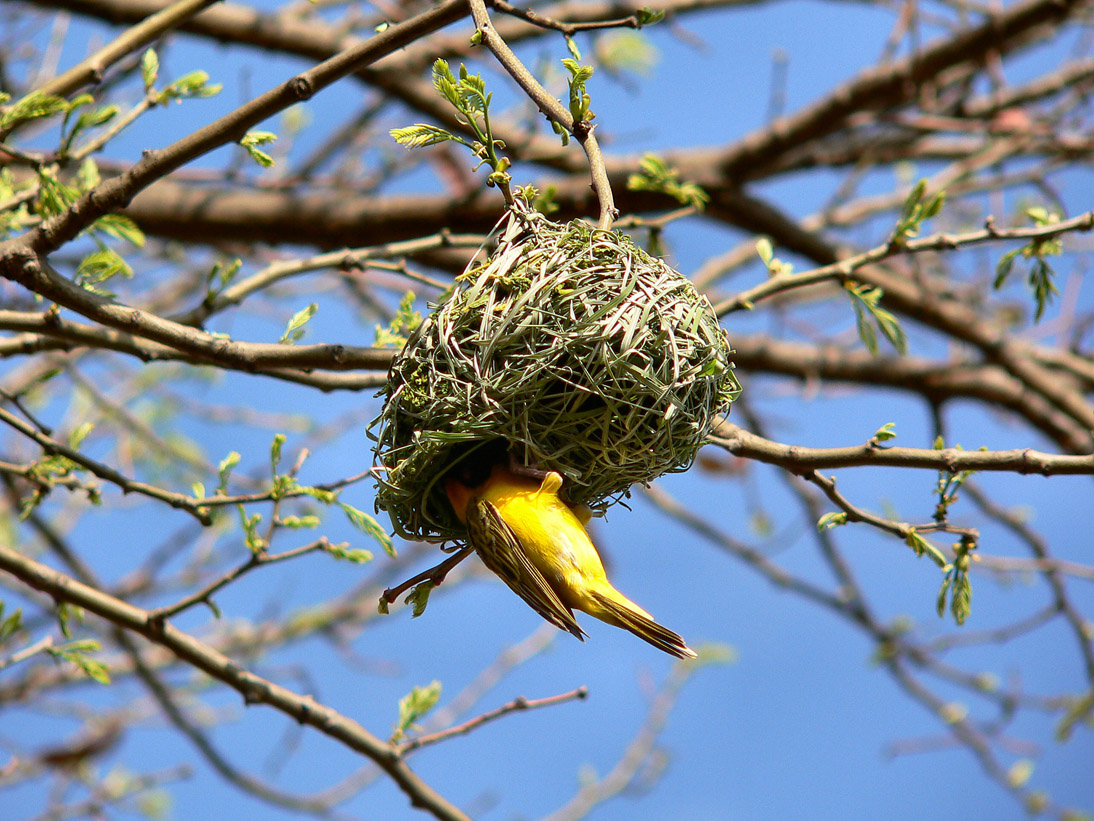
[398,687,588,756]
[380,546,475,608]
[467,0,617,229]
[0,403,212,523]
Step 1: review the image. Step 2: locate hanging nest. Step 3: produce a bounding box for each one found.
[370,210,741,542]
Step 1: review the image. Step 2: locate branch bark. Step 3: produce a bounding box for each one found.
[0,545,471,821]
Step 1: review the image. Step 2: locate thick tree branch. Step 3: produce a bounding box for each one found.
[715,0,1093,181]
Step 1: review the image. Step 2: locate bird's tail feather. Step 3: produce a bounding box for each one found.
[590,591,697,659]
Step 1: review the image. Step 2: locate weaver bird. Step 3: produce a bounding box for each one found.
[445,459,696,659]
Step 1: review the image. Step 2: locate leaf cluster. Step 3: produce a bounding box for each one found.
[845,282,906,355]
[993,207,1063,321]
[240,131,278,168]
[374,292,423,349]
[391,59,510,188]
[937,535,975,626]
[207,436,393,560]
[390,680,442,743]
[627,154,709,211]
[49,638,110,684]
[892,179,946,244]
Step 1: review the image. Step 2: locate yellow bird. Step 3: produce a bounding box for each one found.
[445,460,696,659]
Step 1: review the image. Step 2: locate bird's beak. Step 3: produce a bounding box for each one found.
[444,476,473,523]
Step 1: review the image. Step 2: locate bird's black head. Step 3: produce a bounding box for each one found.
[446,439,507,489]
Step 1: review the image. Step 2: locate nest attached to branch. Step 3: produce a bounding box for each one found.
[370,210,741,542]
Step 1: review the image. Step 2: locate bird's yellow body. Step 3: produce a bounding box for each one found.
[446,463,695,659]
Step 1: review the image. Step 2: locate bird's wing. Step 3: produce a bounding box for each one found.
[468,497,586,640]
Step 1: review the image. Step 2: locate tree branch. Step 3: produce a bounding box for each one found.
[711,420,1094,476]
[0,544,471,821]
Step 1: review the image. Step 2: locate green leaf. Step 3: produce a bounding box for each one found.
[905,528,929,557]
[992,208,1062,321]
[457,63,488,114]
[392,679,442,741]
[922,190,946,220]
[77,247,132,284]
[217,451,240,493]
[0,604,23,645]
[1,91,70,130]
[1007,759,1035,789]
[595,31,659,77]
[297,484,337,505]
[390,124,460,149]
[561,58,595,123]
[62,104,119,154]
[374,291,422,348]
[159,71,222,103]
[936,574,952,619]
[49,639,110,684]
[141,48,160,90]
[551,118,570,147]
[1030,258,1059,321]
[270,433,286,474]
[626,153,709,211]
[892,180,944,241]
[35,169,79,219]
[755,237,774,266]
[993,248,1020,289]
[76,158,101,191]
[56,603,79,638]
[406,581,434,617]
[240,131,277,168]
[326,542,373,563]
[93,214,145,248]
[340,503,395,556]
[207,257,242,293]
[1056,690,1094,741]
[431,59,460,107]
[279,515,320,529]
[67,422,94,449]
[851,297,878,355]
[846,282,905,355]
[636,7,666,26]
[237,504,265,553]
[279,302,317,344]
[873,422,897,442]
[951,572,971,625]
[817,511,848,531]
[1027,206,1050,224]
[62,95,95,137]
[899,180,926,222]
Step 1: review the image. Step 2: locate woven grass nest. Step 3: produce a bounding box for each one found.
[370,210,741,542]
